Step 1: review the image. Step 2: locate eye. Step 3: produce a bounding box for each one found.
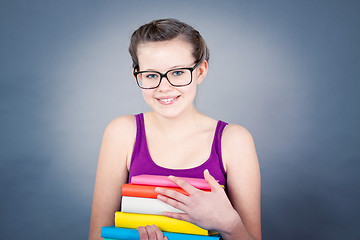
[172,71,184,76]
[145,73,158,79]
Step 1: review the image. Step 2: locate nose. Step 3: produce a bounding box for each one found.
[157,75,173,91]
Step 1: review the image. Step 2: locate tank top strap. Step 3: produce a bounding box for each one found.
[212,120,228,176]
[214,120,228,149]
[135,113,145,139]
[130,113,145,169]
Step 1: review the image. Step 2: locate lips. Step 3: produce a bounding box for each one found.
[156,95,180,105]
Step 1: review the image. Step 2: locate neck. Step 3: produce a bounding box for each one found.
[145,106,203,136]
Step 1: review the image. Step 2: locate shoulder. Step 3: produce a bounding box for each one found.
[221,123,258,169]
[222,123,254,146]
[104,115,136,139]
[101,115,137,152]
[99,115,137,170]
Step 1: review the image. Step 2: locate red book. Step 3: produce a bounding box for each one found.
[122,183,210,198]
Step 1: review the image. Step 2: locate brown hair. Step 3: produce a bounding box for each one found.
[129,18,209,70]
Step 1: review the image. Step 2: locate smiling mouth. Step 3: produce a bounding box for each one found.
[156,96,180,104]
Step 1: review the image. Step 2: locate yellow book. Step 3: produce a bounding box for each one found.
[115,212,217,236]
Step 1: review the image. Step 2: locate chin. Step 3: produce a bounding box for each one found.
[146,98,194,119]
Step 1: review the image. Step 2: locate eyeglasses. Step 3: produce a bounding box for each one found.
[133,61,200,89]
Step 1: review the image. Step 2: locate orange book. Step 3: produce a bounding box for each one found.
[122,183,198,198]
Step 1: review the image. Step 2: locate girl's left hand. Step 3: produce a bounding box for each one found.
[155,169,241,233]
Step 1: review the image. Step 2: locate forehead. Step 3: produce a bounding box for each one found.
[137,38,194,71]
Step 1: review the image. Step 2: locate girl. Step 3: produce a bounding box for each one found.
[89,18,261,240]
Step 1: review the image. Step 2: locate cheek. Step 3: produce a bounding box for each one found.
[141,90,153,103]
[182,83,198,99]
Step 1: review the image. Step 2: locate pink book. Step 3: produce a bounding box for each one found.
[131,174,217,190]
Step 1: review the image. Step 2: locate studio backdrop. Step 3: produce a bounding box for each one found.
[0,1,359,239]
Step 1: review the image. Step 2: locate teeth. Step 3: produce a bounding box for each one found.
[159,97,176,103]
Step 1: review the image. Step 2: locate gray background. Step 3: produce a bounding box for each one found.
[0,0,359,239]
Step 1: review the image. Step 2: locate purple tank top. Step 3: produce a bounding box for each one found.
[128,113,228,186]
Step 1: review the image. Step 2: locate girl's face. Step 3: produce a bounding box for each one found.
[136,37,207,119]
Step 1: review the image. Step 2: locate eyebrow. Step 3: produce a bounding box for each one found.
[143,64,190,72]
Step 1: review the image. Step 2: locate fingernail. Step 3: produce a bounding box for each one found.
[155,187,161,193]
[204,169,209,175]
[169,175,174,180]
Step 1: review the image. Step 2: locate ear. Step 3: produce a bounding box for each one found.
[195,60,208,85]
[132,68,137,80]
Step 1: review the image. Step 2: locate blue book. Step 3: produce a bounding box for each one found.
[101,226,221,240]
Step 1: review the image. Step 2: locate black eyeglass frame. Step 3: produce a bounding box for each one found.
[133,61,201,89]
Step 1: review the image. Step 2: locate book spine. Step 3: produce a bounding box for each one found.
[115,212,214,236]
[122,183,191,198]
[101,226,221,240]
[131,174,213,190]
[121,196,184,215]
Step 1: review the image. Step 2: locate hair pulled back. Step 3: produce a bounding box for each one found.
[129,18,209,70]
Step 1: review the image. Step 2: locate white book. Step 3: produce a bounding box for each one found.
[121,196,184,215]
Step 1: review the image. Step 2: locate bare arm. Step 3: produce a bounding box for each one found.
[88,115,136,240]
[221,124,261,240]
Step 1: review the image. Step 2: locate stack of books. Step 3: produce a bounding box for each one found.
[101,174,221,240]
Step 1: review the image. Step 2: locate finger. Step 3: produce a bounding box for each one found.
[155,187,188,203]
[151,224,164,239]
[144,225,163,239]
[157,194,188,212]
[145,225,157,239]
[204,169,223,192]
[163,211,192,223]
[168,175,198,195]
[137,226,149,240]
